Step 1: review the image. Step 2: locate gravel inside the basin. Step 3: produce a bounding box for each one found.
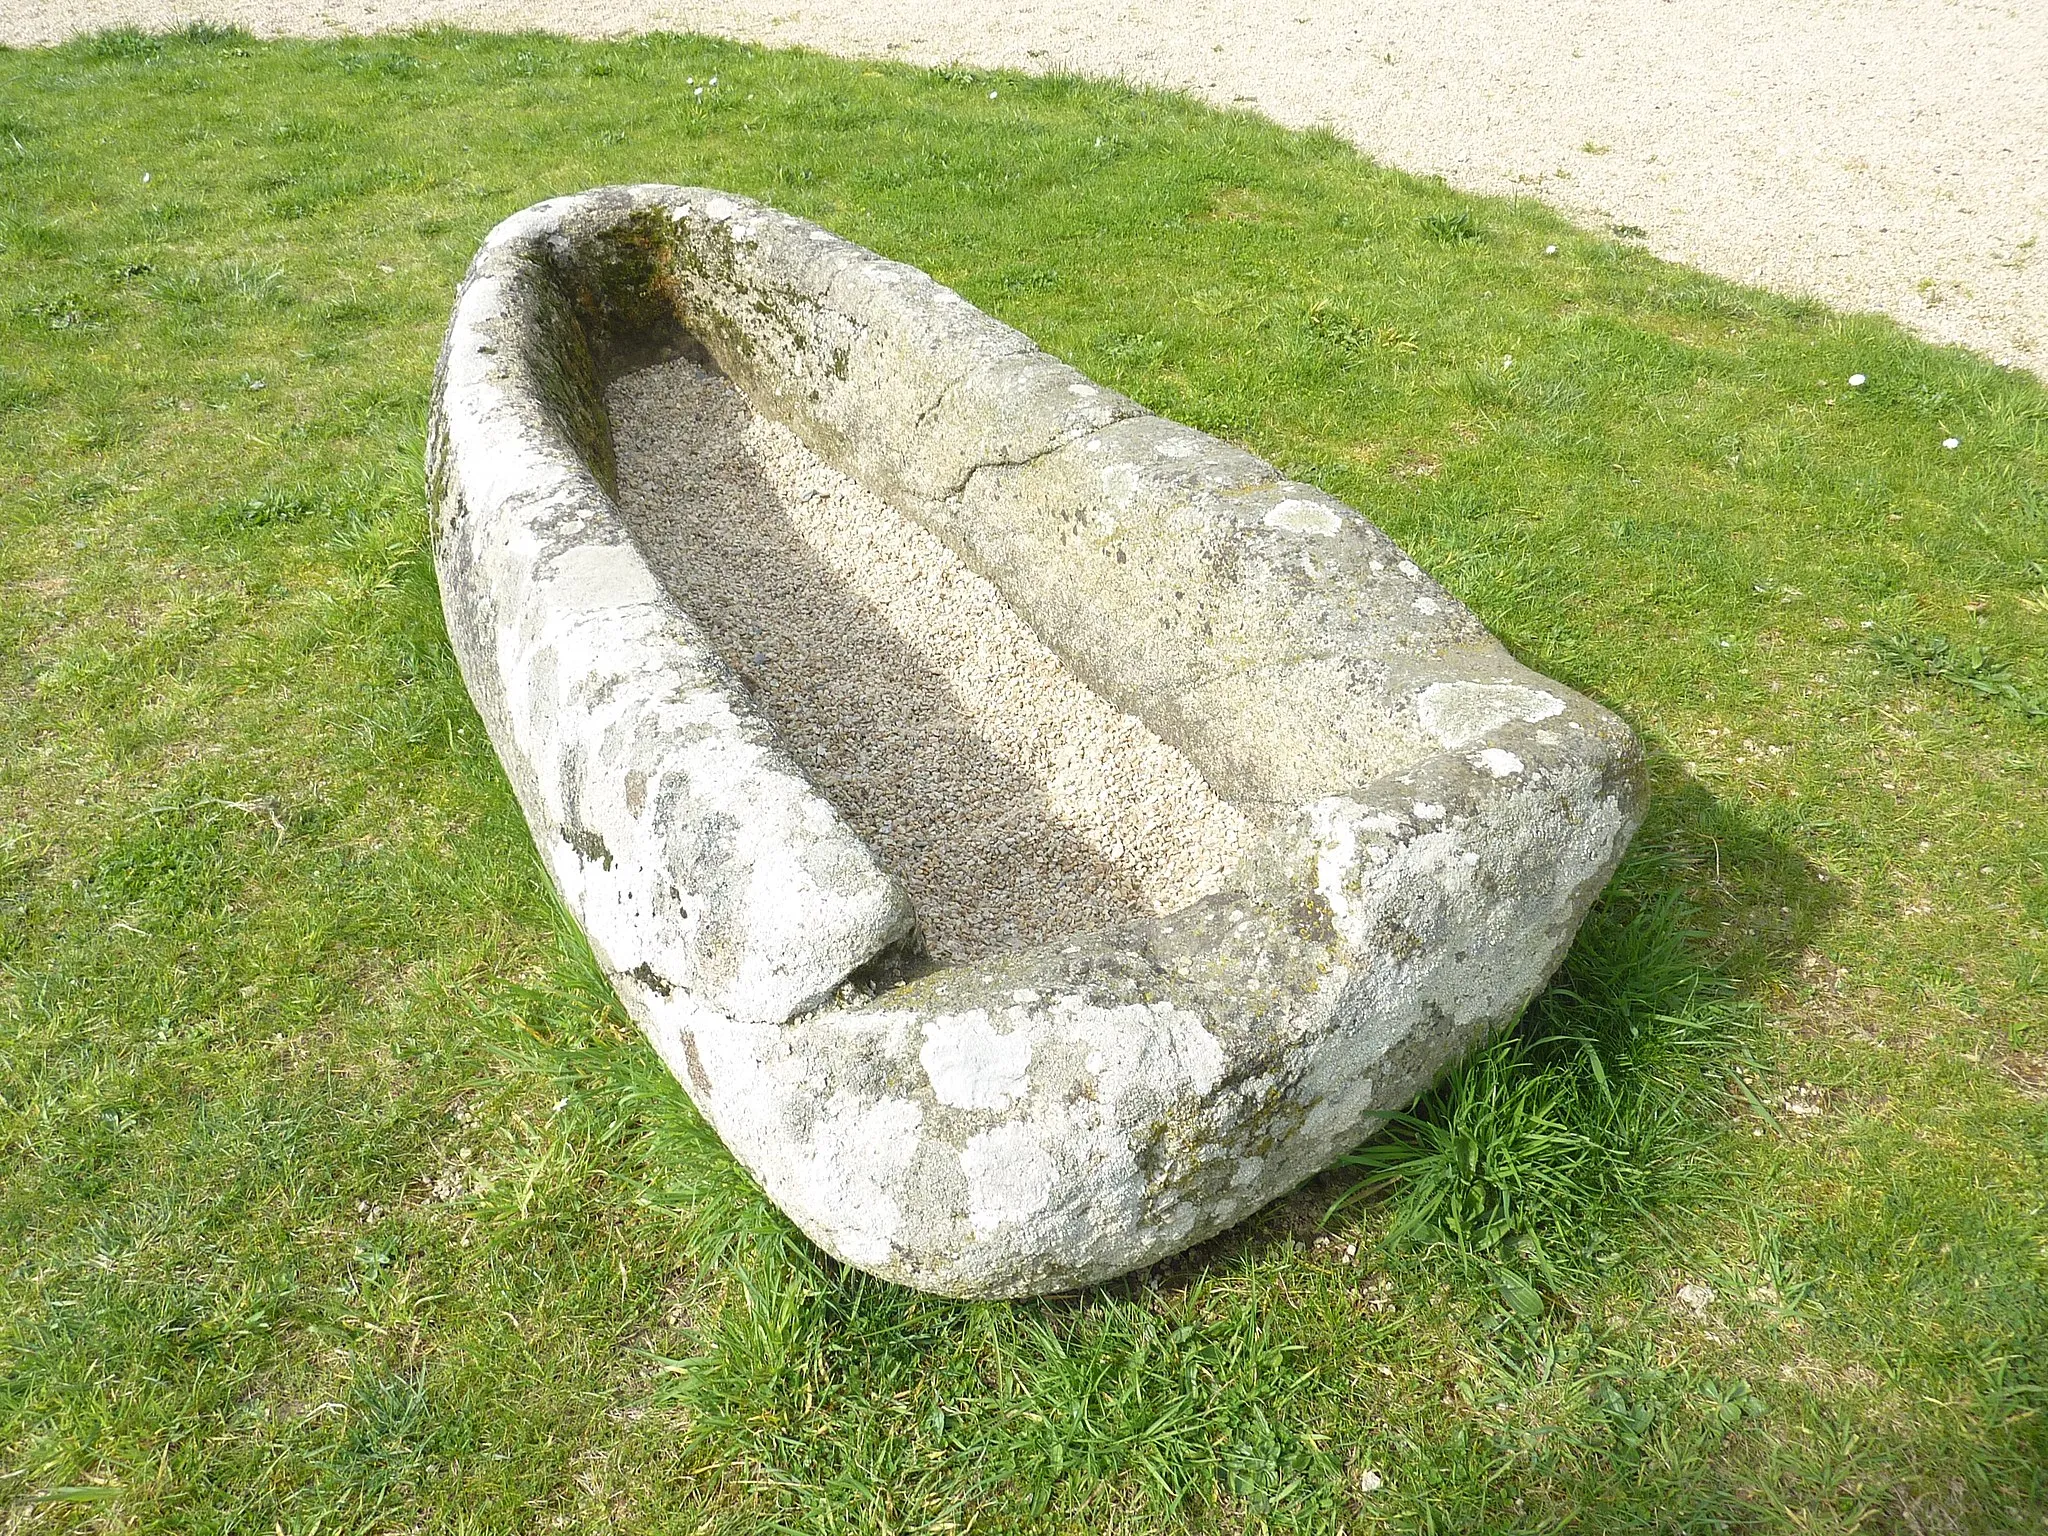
[607,355,1253,963]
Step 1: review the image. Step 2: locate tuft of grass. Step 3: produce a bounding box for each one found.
[1874,629,2048,721]
[1418,208,1482,243]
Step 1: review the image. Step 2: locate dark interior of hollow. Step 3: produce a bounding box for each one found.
[522,220,717,499]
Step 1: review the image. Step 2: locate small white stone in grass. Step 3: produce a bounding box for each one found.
[709,76,718,85]
[1543,244,1557,255]
[1848,373,1867,387]
[989,90,999,99]
[1360,1469,1384,1493]
[1943,437,1960,449]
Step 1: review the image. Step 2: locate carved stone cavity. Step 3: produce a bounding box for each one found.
[429,187,1645,1298]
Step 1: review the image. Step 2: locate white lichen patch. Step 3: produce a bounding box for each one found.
[961,1121,1059,1237]
[920,1009,1033,1110]
[1416,680,1566,749]
[1264,497,1343,536]
[1057,995,1226,1103]
[799,1090,924,1267]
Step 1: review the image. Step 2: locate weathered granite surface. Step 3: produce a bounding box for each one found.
[429,186,1645,1298]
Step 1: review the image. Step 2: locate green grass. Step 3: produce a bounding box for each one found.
[2,22,2045,1533]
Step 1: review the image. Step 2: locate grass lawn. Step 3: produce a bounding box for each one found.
[3,22,2045,1533]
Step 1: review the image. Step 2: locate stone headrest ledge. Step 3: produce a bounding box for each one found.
[428,186,1646,1299]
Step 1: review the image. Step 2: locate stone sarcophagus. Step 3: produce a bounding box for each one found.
[428,186,1643,1298]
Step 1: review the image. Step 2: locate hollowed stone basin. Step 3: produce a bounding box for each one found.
[429,186,1644,1298]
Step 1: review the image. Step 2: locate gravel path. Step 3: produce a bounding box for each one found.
[607,356,1250,963]
[7,0,2044,380]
